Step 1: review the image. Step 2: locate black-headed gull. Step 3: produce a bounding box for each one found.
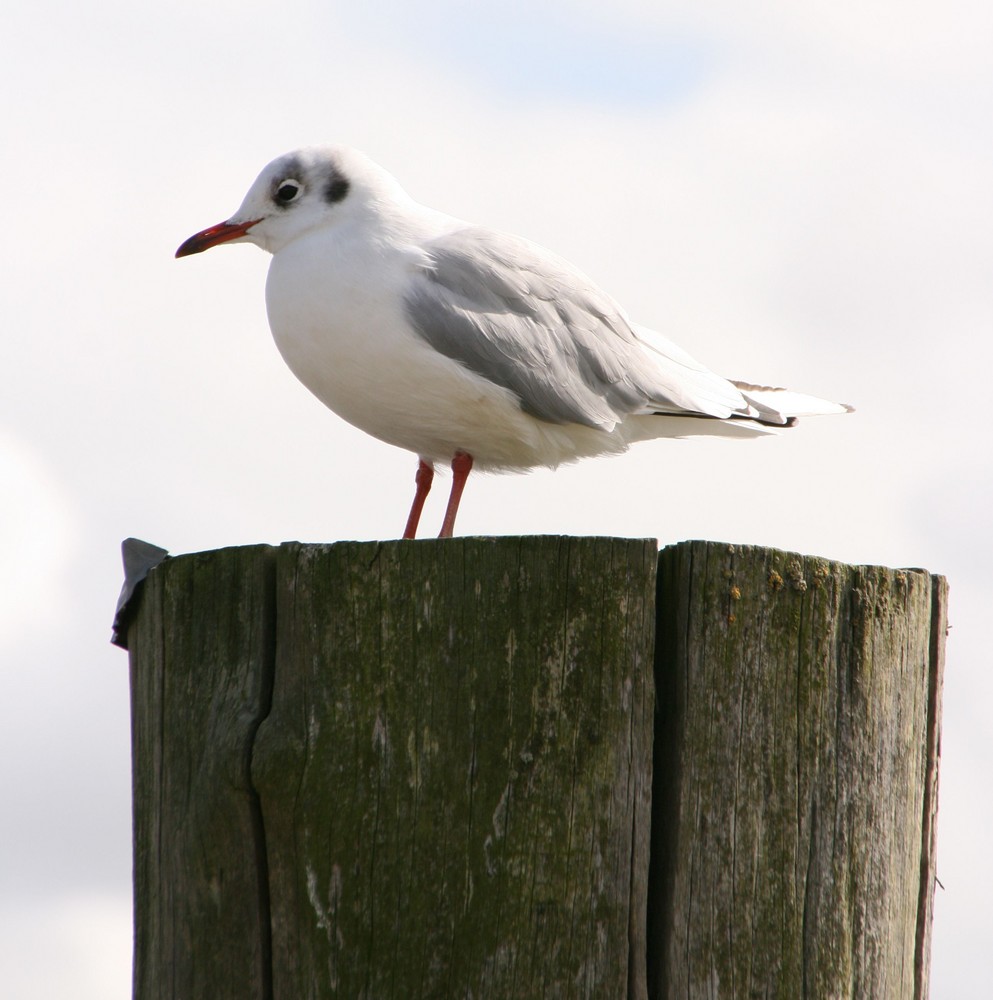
[177,146,850,538]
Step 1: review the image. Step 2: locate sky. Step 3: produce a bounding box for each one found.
[2,0,991,995]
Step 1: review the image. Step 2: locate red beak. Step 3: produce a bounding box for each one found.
[175,218,261,258]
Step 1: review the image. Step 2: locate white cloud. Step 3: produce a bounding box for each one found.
[0,432,78,650]
[0,893,131,1000]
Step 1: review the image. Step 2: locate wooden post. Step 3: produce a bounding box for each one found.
[126,537,657,1000]
[127,545,277,999]
[649,541,946,1000]
[122,537,945,999]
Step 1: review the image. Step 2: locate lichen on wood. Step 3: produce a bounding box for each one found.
[649,540,946,1000]
[128,537,657,1000]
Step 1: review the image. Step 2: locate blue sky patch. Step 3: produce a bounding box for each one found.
[344,4,718,108]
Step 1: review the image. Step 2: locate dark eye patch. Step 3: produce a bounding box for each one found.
[324,173,350,204]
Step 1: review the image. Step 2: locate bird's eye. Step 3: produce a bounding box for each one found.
[274,179,301,204]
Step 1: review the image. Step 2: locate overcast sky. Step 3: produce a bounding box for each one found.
[2,1,990,996]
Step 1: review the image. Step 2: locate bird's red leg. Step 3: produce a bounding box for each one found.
[403,459,434,539]
[438,451,473,538]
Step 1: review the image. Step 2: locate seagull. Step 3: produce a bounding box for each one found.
[176,146,850,538]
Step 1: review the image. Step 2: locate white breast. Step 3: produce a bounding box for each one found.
[264,224,620,471]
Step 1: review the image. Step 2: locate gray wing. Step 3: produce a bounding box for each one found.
[403,226,747,430]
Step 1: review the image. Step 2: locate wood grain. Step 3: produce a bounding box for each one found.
[649,541,946,999]
[128,537,657,999]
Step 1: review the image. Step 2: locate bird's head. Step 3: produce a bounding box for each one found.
[175,145,409,258]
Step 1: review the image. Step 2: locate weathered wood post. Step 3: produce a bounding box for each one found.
[123,537,657,999]
[649,542,945,1000]
[119,537,945,1000]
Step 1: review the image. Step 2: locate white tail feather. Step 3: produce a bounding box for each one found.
[733,380,853,425]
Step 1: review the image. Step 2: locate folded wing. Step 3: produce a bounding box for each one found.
[403,227,752,431]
